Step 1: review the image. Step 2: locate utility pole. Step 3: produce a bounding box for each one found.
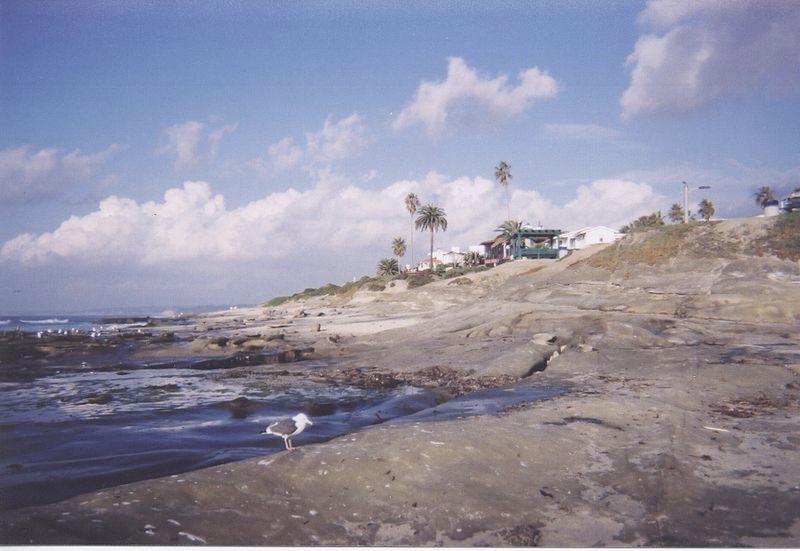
[683,181,689,223]
[682,182,711,222]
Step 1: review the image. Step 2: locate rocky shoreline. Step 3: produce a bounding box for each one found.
[2,219,799,546]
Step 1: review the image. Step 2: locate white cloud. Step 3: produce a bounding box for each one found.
[1,173,663,267]
[542,123,624,142]
[361,169,379,182]
[256,114,370,175]
[622,0,800,119]
[305,114,370,164]
[266,137,304,171]
[208,123,238,158]
[158,120,237,168]
[158,121,205,167]
[392,57,560,135]
[0,145,119,204]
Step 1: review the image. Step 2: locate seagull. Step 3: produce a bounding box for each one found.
[260,413,314,451]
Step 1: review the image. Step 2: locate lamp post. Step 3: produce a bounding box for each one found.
[683,181,688,223]
[683,181,711,222]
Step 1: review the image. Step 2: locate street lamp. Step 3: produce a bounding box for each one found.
[683,182,711,223]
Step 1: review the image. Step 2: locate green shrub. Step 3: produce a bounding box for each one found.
[443,265,487,279]
[447,276,473,286]
[366,282,386,292]
[265,295,291,306]
[406,272,435,288]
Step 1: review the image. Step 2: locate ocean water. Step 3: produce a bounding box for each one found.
[0,352,456,510]
[0,315,154,334]
[0,305,244,334]
[0,313,565,511]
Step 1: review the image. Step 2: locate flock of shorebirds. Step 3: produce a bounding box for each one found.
[34,327,148,339]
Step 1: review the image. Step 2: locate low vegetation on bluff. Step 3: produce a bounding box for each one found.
[755,212,800,261]
[587,223,695,270]
[264,265,488,306]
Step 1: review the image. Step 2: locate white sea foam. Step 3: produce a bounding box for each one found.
[20,318,69,324]
[0,320,10,325]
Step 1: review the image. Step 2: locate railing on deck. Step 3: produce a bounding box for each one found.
[513,247,559,259]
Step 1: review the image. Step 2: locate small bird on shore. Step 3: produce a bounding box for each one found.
[260,413,314,451]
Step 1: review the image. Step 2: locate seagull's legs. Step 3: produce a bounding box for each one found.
[283,436,290,450]
[288,438,294,450]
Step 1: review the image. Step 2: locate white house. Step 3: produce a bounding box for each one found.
[415,247,465,270]
[556,226,624,250]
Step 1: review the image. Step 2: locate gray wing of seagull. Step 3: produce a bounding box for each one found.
[268,418,298,436]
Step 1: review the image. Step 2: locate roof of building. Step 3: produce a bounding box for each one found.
[513,227,561,238]
[559,225,622,239]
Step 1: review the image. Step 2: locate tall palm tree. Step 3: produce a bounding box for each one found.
[392,237,407,259]
[494,161,513,221]
[668,203,685,223]
[754,186,775,208]
[376,258,400,276]
[698,199,715,222]
[415,204,448,272]
[405,193,421,266]
[493,220,523,258]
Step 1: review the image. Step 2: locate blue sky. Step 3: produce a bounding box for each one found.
[2,0,799,313]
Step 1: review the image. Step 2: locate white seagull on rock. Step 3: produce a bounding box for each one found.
[260,413,314,451]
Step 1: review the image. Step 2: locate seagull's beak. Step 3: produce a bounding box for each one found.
[307,420,314,425]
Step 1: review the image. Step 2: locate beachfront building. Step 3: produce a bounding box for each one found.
[478,226,562,264]
[479,239,507,263]
[509,227,561,259]
[415,247,466,271]
[556,226,624,251]
[781,190,800,212]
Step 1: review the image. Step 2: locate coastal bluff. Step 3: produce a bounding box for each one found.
[2,217,799,546]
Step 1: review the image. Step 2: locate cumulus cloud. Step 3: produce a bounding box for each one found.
[158,120,237,168]
[622,0,800,119]
[256,114,370,175]
[392,57,559,135]
[0,145,119,204]
[1,173,663,267]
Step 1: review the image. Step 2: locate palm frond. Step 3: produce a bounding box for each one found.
[415,204,448,232]
[376,258,400,276]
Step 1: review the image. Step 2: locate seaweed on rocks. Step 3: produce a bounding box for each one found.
[311,365,520,397]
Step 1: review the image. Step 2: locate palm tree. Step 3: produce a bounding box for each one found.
[494,161,513,221]
[754,186,775,208]
[620,211,665,233]
[415,204,448,272]
[376,258,399,276]
[668,203,685,223]
[493,220,523,258]
[698,199,715,222]
[392,237,406,259]
[463,251,485,267]
[405,193,421,267]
